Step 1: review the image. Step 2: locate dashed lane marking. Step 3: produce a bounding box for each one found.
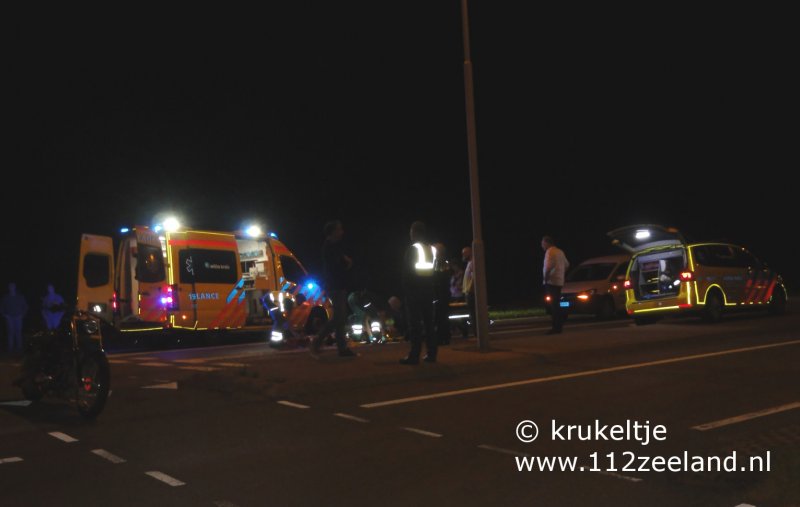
[277,400,310,409]
[145,471,186,487]
[401,427,442,438]
[49,432,78,443]
[142,382,178,390]
[334,413,369,423]
[91,449,126,464]
[0,400,33,407]
[0,457,23,464]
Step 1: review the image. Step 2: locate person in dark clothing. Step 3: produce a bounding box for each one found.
[2,282,28,354]
[310,220,356,357]
[432,242,452,346]
[399,221,437,364]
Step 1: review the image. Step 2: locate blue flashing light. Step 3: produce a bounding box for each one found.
[120,227,130,233]
[307,282,314,290]
[269,232,278,238]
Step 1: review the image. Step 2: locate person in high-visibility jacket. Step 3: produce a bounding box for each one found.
[399,221,438,364]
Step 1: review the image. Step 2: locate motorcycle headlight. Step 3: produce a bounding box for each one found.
[82,320,100,335]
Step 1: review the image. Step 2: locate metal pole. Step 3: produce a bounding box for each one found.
[461,0,489,352]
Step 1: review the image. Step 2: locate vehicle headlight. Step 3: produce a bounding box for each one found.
[82,320,100,335]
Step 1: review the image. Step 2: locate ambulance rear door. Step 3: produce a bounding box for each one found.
[78,234,115,322]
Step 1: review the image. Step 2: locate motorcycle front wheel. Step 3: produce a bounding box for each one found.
[76,352,110,419]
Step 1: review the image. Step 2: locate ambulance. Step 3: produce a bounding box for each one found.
[77,224,328,339]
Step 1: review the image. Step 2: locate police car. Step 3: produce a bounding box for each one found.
[608,225,788,325]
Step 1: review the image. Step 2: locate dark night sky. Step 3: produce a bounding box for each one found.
[7,6,797,310]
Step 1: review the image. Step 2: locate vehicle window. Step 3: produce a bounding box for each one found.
[178,249,238,284]
[612,262,629,279]
[734,248,760,268]
[279,255,307,284]
[692,246,709,266]
[84,254,110,288]
[706,245,737,267]
[566,263,616,282]
[136,244,166,283]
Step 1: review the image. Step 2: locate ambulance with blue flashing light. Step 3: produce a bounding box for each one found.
[607,225,788,325]
[77,221,329,342]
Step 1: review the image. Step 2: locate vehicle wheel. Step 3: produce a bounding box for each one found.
[768,286,787,315]
[76,352,110,419]
[595,298,615,320]
[633,316,658,326]
[703,291,723,323]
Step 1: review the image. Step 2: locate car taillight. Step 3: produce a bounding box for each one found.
[544,295,552,302]
[623,280,632,289]
[112,292,119,314]
[680,271,694,281]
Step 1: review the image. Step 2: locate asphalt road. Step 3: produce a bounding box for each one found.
[1,306,798,507]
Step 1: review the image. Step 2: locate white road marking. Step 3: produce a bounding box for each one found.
[214,362,248,367]
[145,471,186,487]
[402,427,442,438]
[0,457,23,464]
[334,413,369,423]
[734,504,757,507]
[138,362,171,367]
[49,431,78,443]
[172,358,209,364]
[362,339,800,408]
[692,402,800,431]
[108,359,130,364]
[91,449,126,464]
[0,400,33,407]
[142,382,178,390]
[277,400,310,409]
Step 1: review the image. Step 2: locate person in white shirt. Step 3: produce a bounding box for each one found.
[542,235,570,334]
[461,246,475,337]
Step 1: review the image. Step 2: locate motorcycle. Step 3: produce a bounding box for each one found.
[16,309,110,419]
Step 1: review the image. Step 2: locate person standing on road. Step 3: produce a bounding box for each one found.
[310,220,357,358]
[432,242,452,346]
[1,282,28,354]
[400,221,437,364]
[542,235,570,334]
[461,246,475,337]
[41,284,65,331]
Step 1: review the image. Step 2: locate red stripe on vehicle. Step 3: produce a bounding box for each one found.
[762,277,777,303]
[208,298,240,329]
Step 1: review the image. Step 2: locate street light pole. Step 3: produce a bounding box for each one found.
[461,0,489,352]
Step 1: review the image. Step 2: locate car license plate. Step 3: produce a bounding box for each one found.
[560,302,570,308]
